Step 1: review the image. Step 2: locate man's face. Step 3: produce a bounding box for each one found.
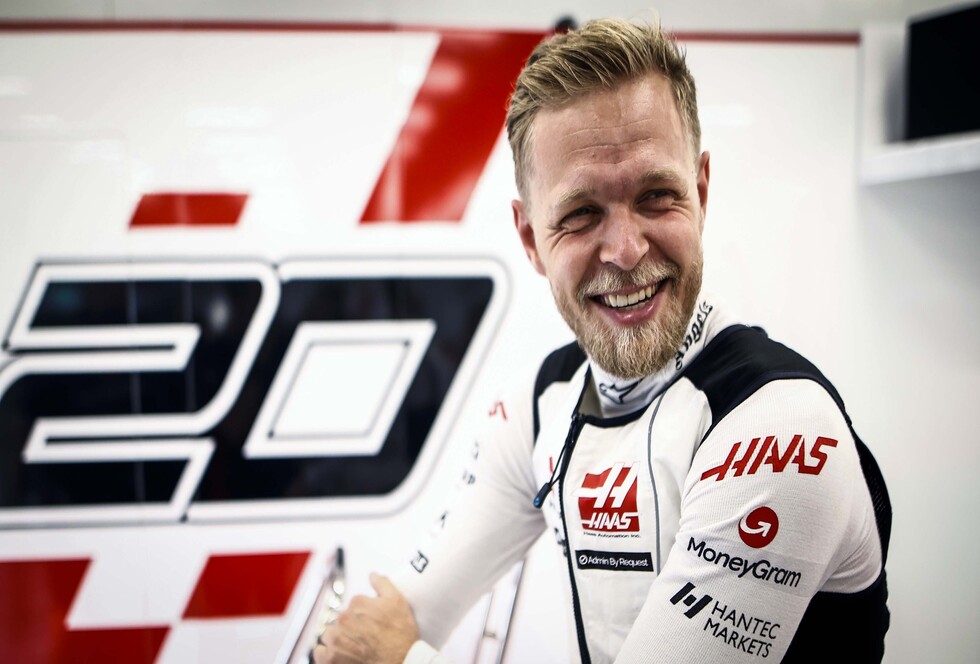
[513,73,710,379]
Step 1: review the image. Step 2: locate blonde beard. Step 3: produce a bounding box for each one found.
[553,257,703,380]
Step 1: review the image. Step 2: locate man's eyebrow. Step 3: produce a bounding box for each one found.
[553,187,595,212]
[641,169,687,187]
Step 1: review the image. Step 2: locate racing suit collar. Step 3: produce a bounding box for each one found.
[588,293,729,418]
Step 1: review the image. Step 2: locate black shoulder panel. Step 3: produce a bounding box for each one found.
[684,325,845,430]
[853,431,893,565]
[784,571,890,663]
[532,341,586,439]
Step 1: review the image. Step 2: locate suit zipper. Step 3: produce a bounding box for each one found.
[557,412,591,664]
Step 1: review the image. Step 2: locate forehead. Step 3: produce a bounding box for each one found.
[527,74,691,204]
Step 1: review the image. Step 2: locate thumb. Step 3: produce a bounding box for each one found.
[369,572,400,598]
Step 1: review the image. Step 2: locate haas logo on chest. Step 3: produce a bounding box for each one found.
[576,463,640,533]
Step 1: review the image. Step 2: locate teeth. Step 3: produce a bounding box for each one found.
[601,284,657,309]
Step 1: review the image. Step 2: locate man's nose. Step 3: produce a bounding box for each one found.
[598,209,649,271]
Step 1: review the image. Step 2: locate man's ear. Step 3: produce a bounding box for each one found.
[512,199,546,276]
[696,151,710,232]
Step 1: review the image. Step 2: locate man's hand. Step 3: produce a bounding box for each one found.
[312,573,419,664]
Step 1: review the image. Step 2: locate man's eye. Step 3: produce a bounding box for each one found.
[560,207,597,232]
[640,190,676,210]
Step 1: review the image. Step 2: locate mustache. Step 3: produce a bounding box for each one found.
[578,262,680,300]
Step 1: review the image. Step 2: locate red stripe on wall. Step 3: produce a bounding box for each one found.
[359,30,545,223]
[59,628,170,664]
[183,551,310,618]
[129,193,248,227]
[0,21,860,45]
[0,559,169,664]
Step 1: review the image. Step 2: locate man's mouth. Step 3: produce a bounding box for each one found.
[594,281,663,310]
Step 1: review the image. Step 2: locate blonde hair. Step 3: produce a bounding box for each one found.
[506,18,701,202]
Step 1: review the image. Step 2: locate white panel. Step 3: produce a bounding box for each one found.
[274,341,405,437]
[247,320,435,456]
[0,20,975,664]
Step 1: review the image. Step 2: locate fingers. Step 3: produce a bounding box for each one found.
[312,577,418,664]
[312,624,360,664]
[368,572,399,598]
[311,629,338,664]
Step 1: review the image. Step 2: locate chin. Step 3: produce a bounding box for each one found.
[554,257,703,380]
[583,317,684,379]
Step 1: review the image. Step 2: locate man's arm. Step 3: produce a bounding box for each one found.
[393,378,546,648]
[615,379,885,662]
[317,377,547,663]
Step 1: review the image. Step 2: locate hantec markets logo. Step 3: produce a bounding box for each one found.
[739,506,779,549]
[669,581,713,618]
[576,463,640,533]
[671,582,780,659]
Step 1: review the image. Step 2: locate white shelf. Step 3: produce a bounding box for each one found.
[858,24,980,185]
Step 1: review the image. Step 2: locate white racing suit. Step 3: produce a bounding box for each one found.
[395,298,890,663]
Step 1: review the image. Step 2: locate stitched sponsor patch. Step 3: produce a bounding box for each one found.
[574,549,653,572]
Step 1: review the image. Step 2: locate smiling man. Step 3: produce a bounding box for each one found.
[513,70,707,382]
[315,18,890,664]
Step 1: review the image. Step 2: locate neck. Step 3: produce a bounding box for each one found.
[588,294,728,417]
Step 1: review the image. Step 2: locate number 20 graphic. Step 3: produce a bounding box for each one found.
[0,258,507,528]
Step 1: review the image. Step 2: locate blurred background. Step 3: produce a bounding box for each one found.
[0,1,977,662]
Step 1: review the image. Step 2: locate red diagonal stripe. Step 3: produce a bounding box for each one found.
[183,551,311,619]
[0,559,168,664]
[129,192,248,227]
[360,30,545,224]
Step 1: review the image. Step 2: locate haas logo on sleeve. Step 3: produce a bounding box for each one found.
[576,463,640,533]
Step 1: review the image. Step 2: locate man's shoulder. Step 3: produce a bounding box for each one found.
[534,341,587,397]
[683,323,845,425]
[527,341,587,439]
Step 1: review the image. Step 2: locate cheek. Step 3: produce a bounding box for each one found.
[558,247,596,289]
[544,237,589,276]
[656,224,702,264]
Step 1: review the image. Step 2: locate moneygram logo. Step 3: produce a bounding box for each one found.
[687,537,802,588]
[576,463,640,533]
[739,506,779,548]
